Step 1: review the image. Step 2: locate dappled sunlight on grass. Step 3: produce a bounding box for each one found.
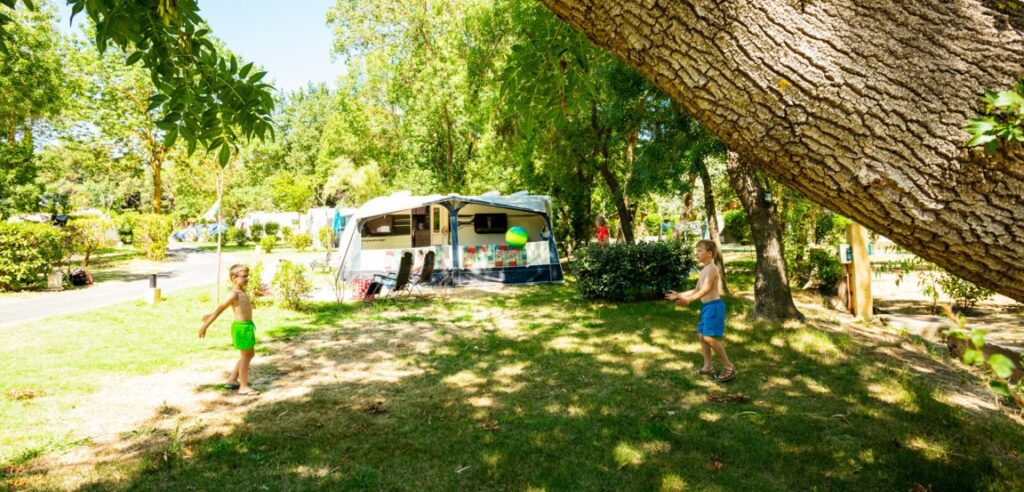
[5,281,1024,490]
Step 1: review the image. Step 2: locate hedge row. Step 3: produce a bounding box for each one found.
[0,222,64,291]
[573,240,695,302]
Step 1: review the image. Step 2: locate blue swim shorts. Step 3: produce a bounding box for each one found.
[697,299,726,337]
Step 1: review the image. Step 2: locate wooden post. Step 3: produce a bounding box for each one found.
[846,222,873,320]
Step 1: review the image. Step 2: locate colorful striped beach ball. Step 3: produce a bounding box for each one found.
[505,226,528,248]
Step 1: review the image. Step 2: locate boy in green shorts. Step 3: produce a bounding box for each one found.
[199,264,259,395]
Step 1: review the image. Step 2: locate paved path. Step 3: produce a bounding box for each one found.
[0,247,229,328]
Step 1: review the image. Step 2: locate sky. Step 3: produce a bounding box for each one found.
[54,0,345,94]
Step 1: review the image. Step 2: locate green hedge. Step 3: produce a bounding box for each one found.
[723,209,751,245]
[0,222,64,291]
[574,240,695,302]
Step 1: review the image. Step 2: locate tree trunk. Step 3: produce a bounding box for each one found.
[725,151,802,320]
[696,158,729,295]
[151,159,162,214]
[539,0,1024,302]
[598,162,635,244]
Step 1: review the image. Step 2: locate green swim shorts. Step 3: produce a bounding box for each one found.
[231,321,256,350]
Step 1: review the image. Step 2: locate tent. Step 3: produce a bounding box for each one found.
[335,191,563,287]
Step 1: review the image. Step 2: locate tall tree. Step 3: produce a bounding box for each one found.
[0,4,67,218]
[725,151,802,320]
[538,0,1024,302]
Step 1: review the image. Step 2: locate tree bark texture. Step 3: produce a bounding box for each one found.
[539,0,1024,302]
[725,151,803,320]
[696,158,730,295]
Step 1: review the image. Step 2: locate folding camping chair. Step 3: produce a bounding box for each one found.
[374,251,413,298]
[409,251,453,297]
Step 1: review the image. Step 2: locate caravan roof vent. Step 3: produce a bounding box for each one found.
[480,191,500,197]
[510,190,530,196]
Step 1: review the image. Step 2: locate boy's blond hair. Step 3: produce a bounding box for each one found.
[229,264,249,279]
[696,239,718,256]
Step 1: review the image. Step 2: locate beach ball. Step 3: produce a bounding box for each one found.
[505,226,528,248]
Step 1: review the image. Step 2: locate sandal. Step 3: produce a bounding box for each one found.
[694,367,715,376]
[238,388,261,395]
[717,367,737,382]
[223,383,240,390]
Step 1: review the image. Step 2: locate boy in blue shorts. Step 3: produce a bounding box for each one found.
[666,240,737,382]
[199,264,259,395]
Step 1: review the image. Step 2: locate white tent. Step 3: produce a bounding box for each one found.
[335,191,563,287]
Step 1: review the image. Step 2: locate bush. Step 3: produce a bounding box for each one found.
[227,226,248,246]
[249,223,265,241]
[815,214,851,247]
[807,248,842,295]
[723,209,751,245]
[244,261,266,308]
[642,213,662,237]
[272,260,312,310]
[292,232,312,252]
[260,235,277,253]
[281,226,294,242]
[113,212,139,244]
[135,214,174,260]
[939,272,993,312]
[318,226,334,250]
[264,222,280,238]
[0,223,64,291]
[574,239,695,302]
[66,218,115,267]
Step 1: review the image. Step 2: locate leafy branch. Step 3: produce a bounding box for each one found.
[945,312,1023,408]
[964,78,1024,154]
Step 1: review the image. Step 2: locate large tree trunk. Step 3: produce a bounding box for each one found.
[725,151,803,320]
[695,158,729,295]
[539,0,1024,302]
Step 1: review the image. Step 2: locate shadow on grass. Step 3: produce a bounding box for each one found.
[16,285,1024,491]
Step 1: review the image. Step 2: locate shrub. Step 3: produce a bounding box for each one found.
[318,226,334,250]
[574,239,695,302]
[264,222,280,238]
[939,272,993,312]
[66,218,115,267]
[249,223,265,241]
[113,212,139,244]
[260,235,277,253]
[281,226,294,242]
[292,232,312,252]
[723,209,751,245]
[135,214,174,260]
[244,261,266,308]
[272,260,312,309]
[227,226,248,246]
[807,248,842,295]
[642,213,662,237]
[0,223,64,291]
[815,214,851,247]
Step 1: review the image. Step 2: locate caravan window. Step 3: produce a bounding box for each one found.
[362,214,411,237]
[473,213,507,234]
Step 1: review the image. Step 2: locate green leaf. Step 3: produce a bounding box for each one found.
[217,144,230,167]
[146,94,170,112]
[989,380,1011,397]
[991,90,1024,110]
[239,62,253,78]
[162,127,178,148]
[970,330,987,348]
[125,51,144,65]
[987,354,1016,379]
[248,71,267,83]
[965,133,997,148]
[963,348,984,366]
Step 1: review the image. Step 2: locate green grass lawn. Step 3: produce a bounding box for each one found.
[3,281,1023,490]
